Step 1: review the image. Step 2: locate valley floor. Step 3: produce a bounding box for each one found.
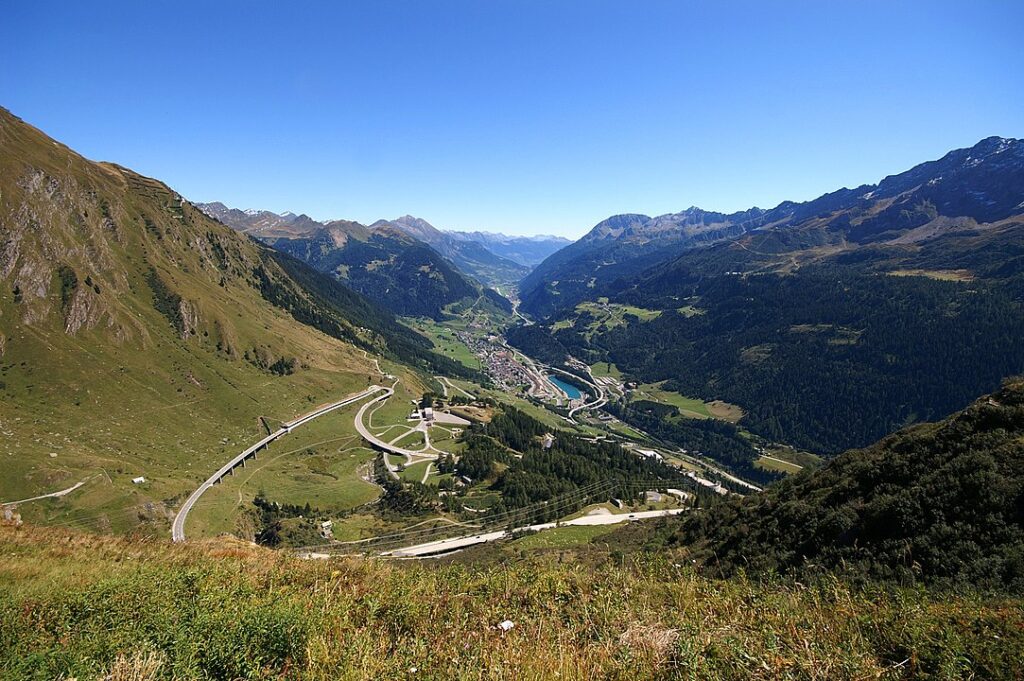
[1,523,1021,680]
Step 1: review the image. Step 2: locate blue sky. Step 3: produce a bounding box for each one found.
[3,1,1022,237]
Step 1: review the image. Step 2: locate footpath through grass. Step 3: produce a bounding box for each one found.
[1,524,1022,680]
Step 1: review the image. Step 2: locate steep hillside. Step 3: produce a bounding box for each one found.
[519,209,768,317]
[520,137,1024,318]
[666,379,1024,591]
[0,108,456,530]
[267,221,489,319]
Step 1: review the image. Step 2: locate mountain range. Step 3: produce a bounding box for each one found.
[199,204,568,301]
[199,204,509,318]
[369,215,531,290]
[511,135,1024,459]
[520,136,1024,318]
[445,230,571,267]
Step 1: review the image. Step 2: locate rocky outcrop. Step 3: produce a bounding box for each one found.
[178,299,201,339]
[63,287,107,335]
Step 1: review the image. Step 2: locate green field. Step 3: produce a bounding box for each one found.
[428,426,465,454]
[631,382,744,422]
[401,317,481,370]
[391,428,426,449]
[365,381,423,436]
[605,420,646,440]
[589,361,624,380]
[568,300,663,339]
[512,524,617,549]
[755,455,803,474]
[754,446,820,475]
[398,460,433,483]
[186,409,382,538]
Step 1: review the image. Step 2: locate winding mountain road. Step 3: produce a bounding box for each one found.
[1,477,94,507]
[171,386,383,542]
[553,365,606,418]
[354,382,441,479]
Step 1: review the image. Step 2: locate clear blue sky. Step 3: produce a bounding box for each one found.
[3,1,1022,237]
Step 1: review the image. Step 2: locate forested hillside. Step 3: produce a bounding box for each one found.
[267,223,490,319]
[436,405,683,520]
[665,379,1024,591]
[201,204,509,320]
[511,136,1024,458]
[603,268,1024,453]
[513,268,1024,455]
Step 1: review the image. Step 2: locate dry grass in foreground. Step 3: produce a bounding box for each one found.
[0,523,1021,680]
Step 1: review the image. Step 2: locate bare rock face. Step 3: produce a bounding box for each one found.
[178,299,201,339]
[63,287,106,335]
[14,259,52,325]
[0,223,23,279]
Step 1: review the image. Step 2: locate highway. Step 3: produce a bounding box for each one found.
[376,508,687,558]
[435,375,476,400]
[171,386,383,542]
[353,382,439,479]
[553,365,607,418]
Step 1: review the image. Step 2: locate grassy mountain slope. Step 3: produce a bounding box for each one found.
[2,523,1022,679]
[0,108,448,531]
[665,379,1024,591]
